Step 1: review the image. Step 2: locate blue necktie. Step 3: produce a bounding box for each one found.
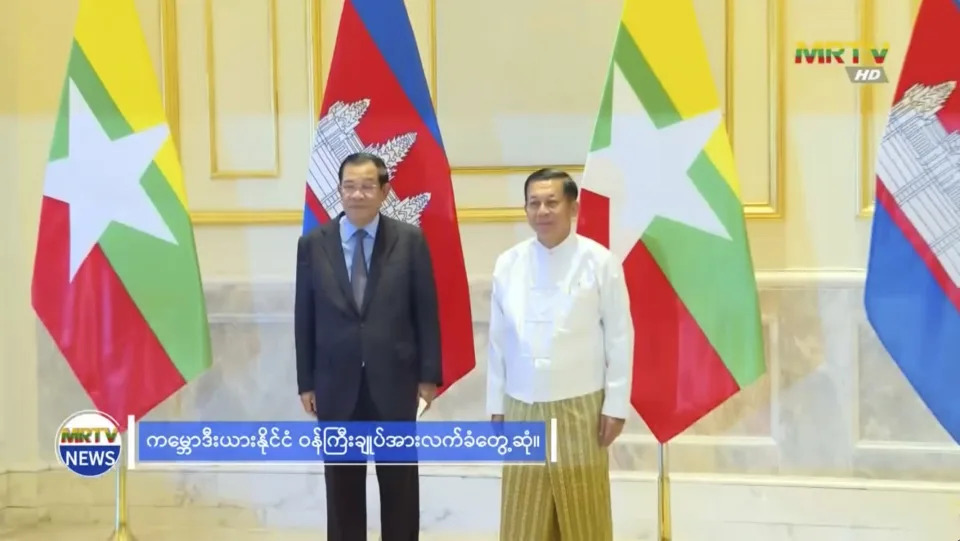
[351,230,367,308]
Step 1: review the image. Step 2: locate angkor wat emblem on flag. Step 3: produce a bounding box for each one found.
[306,99,431,227]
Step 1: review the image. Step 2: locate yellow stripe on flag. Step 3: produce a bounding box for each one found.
[73,0,188,206]
[620,0,741,196]
[702,120,740,197]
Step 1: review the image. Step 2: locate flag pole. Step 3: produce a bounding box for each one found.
[657,442,672,541]
[109,416,137,541]
[107,463,136,540]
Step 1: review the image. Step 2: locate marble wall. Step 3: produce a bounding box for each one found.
[0,471,6,515]
[2,270,958,533]
[32,272,960,482]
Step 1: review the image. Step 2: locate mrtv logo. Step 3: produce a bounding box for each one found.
[56,410,122,477]
[794,41,890,84]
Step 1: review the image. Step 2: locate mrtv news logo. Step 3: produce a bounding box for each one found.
[794,40,890,84]
[55,410,122,477]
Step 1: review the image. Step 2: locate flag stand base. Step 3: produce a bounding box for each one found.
[107,464,136,541]
[657,442,672,541]
[108,523,136,541]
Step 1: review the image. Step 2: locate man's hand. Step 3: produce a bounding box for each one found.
[598,415,624,447]
[299,391,316,417]
[418,383,437,413]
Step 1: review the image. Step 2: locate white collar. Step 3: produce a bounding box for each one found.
[533,231,577,257]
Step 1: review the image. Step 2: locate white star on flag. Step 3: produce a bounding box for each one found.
[43,79,178,281]
[582,65,731,261]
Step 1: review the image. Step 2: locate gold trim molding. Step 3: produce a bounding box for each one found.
[428,0,438,111]
[428,1,575,177]
[761,0,786,219]
[724,0,785,219]
[858,0,877,218]
[453,165,584,175]
[205,0,281,179]
[159,0,181,152]
[311,0,323,117]
[162,0,786,225]
[725,0,735,146]
[159,0,518,226]
[189,207,525,225]
[432,0,785,220]
[457,207,526,223]
[191,210,301,225]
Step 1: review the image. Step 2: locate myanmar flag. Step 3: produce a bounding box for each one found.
[576,0,766,443]
[31,0,211,431]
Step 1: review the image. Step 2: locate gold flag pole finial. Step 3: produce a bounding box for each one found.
[108,454,136,540]
[657,442,672,541]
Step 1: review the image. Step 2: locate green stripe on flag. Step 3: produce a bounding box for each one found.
[60,42,212,382]
[591,24,679,153]
[591,25,764,385]
[51,79,69,160]
[643,156,765,385]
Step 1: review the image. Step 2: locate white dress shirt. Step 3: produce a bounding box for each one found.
[486,232,634,419]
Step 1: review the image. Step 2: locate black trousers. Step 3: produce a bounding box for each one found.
[324,373,420,541]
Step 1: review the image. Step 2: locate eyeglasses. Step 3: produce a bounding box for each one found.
[340,183,379,195]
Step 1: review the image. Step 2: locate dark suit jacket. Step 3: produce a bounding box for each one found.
[294,213,442,421]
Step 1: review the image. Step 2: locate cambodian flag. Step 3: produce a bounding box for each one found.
[864,0,960,444]
[300,0,476,395]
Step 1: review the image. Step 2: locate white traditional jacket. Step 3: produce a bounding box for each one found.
[486,232,634,419]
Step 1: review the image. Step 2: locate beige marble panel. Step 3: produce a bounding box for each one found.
[856,320,955,445]
[772,284,860,476]
[31,274,960,486]
[854,321,960,482]
[728,0,777,211]
[0,473,7,513]
[175,0,314,208]
[4,468,960,538]
[206,0,281,177]
[434,0,622,167]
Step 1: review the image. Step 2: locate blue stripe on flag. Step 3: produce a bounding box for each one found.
[302,200,319,235]
[865,201,960,443]
[350,0,444,148]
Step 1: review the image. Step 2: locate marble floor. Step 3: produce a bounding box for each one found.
[3,470,958,540]
[2,526,487,540]
[0,523,949,540]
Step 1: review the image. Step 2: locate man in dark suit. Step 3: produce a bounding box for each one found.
[294,152,442,541]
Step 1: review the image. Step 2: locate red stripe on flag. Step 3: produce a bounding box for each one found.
[873,0,960,311]
[577,189,609,246]
[893,0,960,134]
[578,189,739,442]
[323,2,475,393]
[31,198,187,431]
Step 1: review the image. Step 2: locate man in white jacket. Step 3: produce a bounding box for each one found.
[487,168,634,540]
